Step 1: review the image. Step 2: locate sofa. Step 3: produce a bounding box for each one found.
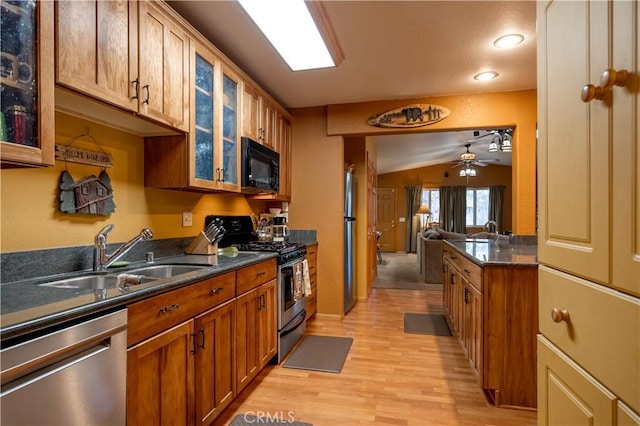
[417,227,509,284]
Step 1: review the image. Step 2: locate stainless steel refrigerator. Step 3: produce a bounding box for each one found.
[344,171,356,313]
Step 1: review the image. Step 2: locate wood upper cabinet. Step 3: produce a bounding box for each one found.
[127,320,195,425]
[138,0,189,131]
[1,0,54,166]
[275,114,292,199]
[241,81,277,149]
[55,0,138,112]
[144,40,242,192]
[194,299,235,425]
[55,0,188,132]
[537,0,639,296]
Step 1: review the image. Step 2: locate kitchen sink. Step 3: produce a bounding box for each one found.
[39,274,155,290]
[125,264,209,279]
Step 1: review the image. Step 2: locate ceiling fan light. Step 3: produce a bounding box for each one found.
[501,138,512,152]
[488,141,499,152]
[459,169,467,177]
[467,167,477,177]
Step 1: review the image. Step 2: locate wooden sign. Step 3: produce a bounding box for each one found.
[55,144,113,167]
[367,103,451,128]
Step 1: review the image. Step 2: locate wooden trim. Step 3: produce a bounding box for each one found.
[305,1,345,67]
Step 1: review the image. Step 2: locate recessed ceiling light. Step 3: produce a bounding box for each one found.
[474,71,499,81]
[238,0,335,71]
[494,33,524,48]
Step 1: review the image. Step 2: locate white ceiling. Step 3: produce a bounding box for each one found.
[167,0,537,174]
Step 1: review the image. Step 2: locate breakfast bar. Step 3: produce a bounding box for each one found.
[442,239,538,410]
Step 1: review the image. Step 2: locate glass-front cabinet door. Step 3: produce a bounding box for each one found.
[190,42,240,191]
[219,66,240,191]
[0,0,54,166]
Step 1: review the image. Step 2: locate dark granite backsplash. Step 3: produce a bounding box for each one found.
[289,230,317,245]
[508,234,537,245]
[1,238,193,283]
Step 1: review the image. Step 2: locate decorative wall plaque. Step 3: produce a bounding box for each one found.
[367,103,450,128]
[59,170,116,215]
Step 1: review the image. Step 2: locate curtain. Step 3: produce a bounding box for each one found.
[405,185,421,252]
[489,185,505,231]
[439,186,467,233]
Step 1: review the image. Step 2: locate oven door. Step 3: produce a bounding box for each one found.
[278,258,305,328]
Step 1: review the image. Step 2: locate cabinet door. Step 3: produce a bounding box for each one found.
[537,0,610,283]
[464,282,482,378]
[219,65,241,192]
[260,98,277,149]
[276,114,292,199]
[138,1,189,131]
[194,300,235,426]
[235,287,260,394]
[537,336,616,426]
[610,0,640,297]
[258,280,277,367]
[190,44,218,190]
[242,82,261,141]
[0,0,54,166]
[127,320,195,426]
[55,0,138,112]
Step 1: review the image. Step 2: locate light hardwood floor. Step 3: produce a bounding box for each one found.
[214,288,537,425]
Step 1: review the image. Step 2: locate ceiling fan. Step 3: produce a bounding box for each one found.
[449,143,498,168]
[466,128,512,142]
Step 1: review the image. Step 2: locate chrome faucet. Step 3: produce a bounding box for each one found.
[484,220,499,237]
[93,224,153,272]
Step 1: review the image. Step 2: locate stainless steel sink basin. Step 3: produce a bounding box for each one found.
[39,274,155,290]
[125,264,209,279]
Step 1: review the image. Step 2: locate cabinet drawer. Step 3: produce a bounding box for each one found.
[236,259,277,295]
[127,272,235,346]
[539,266,640,413]
[444,245,482,290]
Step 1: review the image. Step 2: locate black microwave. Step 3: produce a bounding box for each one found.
[241,137,280,193]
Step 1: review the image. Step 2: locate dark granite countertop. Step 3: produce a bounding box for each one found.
[0,252,277,343]
[444,239,538,267]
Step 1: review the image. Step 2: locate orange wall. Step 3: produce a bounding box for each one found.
[377,164,513,252]
[326,90,537,234]
[287,107,345,318]
[0,112,258,252]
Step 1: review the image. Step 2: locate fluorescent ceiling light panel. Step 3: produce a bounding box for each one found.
[238,0,335,71]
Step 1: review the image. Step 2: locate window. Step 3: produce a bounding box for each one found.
[466,188,489,226]
[421,188,440,224]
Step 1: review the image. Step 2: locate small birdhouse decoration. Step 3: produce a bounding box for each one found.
[59,170,116,215]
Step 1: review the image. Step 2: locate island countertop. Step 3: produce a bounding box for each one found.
[444,239,538,267]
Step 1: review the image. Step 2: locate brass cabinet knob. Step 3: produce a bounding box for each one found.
[551,308,570,323]
[600,68,628,89]
[581,84,605,102]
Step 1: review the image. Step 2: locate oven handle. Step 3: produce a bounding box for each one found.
[280,310,306,337]
[279,256,306,269]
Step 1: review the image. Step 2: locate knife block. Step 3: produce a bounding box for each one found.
[185,232,218,255]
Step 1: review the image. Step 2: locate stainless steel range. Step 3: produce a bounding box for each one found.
[206,216,307,363]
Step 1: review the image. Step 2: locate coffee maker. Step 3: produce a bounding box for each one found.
[271,216,290,242]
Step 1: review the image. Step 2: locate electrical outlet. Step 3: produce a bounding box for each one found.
[182,211,193,227]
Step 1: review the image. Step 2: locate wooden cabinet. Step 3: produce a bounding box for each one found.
[55,0,138,113]
[306,244,318,320]
[442,243,538,409]
[1,0,54,166]
[538,335,616,425]
[537,0,639,297]
[275,114,292,199]
[55,0,189,132]
[144,39,241,192]
[235,259,277,394]
[126,272,236,425]
[127,320,195,425]
[242,81,276,149]
[194,299,235,425]
[537,0,640,422]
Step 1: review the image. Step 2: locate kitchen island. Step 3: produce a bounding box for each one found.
[442,239,538,410]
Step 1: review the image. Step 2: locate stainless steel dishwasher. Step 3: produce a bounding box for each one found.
[1,309,127,425]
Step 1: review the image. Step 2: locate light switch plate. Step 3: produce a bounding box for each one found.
[399,217,406,223]
[182,211,193,227]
